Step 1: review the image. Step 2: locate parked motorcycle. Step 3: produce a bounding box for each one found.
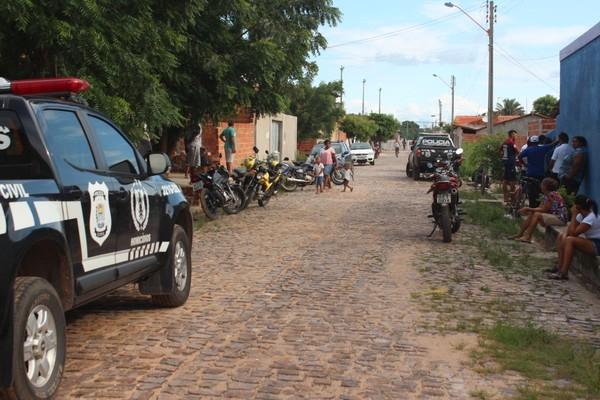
[427,148,464,243]
[235,147,283,208]
[280,159,315,192]
[192,165,245,220]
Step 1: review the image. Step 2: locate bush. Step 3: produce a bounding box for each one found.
[461,133,506,181]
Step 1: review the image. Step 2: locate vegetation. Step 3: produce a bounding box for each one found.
[474,323,600,399]
[461,133,506,180]
[533,94,559,117]
[340,114,378,142]
[368,113,401,142]
[0,0,341,143]
[496,98,525,116]
[287,79,344,140]
[400,120,420,139]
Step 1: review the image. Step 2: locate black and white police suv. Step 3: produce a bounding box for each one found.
[0,78,193,399]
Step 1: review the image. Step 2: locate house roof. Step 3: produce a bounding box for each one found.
[454,115,484,126]
[454,113,554,133]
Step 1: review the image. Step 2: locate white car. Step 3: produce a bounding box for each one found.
[350,142,375,165]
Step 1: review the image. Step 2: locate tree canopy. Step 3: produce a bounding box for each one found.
[0,1,341,141]
[532,94,559,117]
[368,113,401,142]
[399,121,420,139]
[340,114,377,142]
[286,79,344,140]
[495,98,525,116]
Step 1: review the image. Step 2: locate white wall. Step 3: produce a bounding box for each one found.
[255,113,298,161]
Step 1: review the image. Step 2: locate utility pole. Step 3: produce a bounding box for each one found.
[438,99,442,129]
[362,79,366,115]
[487,1,495,135]
[450,75,455,131]
[445,1,495,136]
[340,66,344,105]
[378,88,382,114]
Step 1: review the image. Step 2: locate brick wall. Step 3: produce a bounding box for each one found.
[203,111,256,167]
[528,119,557,136]
[298,138,317,155]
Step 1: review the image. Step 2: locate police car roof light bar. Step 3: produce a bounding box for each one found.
[3,77,90,95]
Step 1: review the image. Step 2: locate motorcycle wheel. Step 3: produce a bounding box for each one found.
[258,191,271,207]
[223,186,245,214]
[440,206,452,243]
[331,169,345,185]
[199,189,219,220]
[280,175,298,192]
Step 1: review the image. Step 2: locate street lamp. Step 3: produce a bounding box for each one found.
[430,114,437,132]
[340,66,344,105]
[445,1,495,135]
[362,79,366,115]
[433,73,456,141]
[378,88,382,114]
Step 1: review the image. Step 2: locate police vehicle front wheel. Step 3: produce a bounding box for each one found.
[152,226,191,307]
[11,277,65,400]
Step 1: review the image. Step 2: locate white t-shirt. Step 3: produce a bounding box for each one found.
[314,162,324,177]
[576,212,600,239]
[551,143,574,174]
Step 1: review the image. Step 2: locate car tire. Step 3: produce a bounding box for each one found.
[9,277,65,400]
[413,166,420,181]
[151,226,191,307]
[405,162,412,177]
[370,161,375,166]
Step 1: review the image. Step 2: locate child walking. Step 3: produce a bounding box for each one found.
[314,155,324,194]
[342,163,354,192]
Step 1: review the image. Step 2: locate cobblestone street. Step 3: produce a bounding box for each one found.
[56,151,600,399]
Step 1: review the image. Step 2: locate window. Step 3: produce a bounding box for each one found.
[89,116,139,174]
[0,110,51,179]
[42,109,96,171]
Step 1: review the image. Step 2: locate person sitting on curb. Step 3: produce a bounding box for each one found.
[549,195,600,280]
[510,178,567,243]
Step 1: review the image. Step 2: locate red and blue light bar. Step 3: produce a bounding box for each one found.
[0,77,90,95]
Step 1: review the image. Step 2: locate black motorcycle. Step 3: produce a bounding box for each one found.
[279,159,315,192]
[192,165,245,220]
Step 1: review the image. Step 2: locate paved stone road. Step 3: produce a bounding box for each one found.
[55,151,600,399]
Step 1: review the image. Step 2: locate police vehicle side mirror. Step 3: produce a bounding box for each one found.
[147,153,170,176]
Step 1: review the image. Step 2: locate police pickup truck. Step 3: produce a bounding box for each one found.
[0,78,193,399]
[406,134,457,180]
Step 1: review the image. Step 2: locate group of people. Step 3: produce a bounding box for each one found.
[185,120,238,181]
[313,139,353,194]
[500,129,597,280]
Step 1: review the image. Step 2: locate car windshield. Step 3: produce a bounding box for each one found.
[351,143,371,150]
[310,144,324,156]
[331,143,343,154]
[418,136,453,147]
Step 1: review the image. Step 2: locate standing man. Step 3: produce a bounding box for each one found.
[402,137,407,150]
[319,139,336,190]
[500,130,519,205]
[220,120,236,173]
[549,132,572,180]
[518,135,557,207]
[394,137,401,158]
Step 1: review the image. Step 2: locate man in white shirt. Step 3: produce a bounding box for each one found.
[549,132,573,179]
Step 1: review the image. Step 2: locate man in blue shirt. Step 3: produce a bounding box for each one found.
[518,135,557,207]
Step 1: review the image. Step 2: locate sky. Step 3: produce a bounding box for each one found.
[312,0,599,127]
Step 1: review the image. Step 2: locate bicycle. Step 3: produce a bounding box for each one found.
[508,174,540,218]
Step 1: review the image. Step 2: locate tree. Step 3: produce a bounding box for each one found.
[0,0,341,143]
[495,98,525,116]
[368,113,401,142]
[287,79,344,140]
[532,94,558,116]
[340,114,377,142]
[399,121,420,139]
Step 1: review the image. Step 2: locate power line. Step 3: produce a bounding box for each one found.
[327,5,481,49]
[493,42,558,92]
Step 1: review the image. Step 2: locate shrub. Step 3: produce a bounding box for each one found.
[461,133,506,181]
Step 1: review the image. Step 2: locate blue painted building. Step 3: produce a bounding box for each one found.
[557,22,600,200]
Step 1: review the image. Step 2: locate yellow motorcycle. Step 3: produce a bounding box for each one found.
[236,148,284,207]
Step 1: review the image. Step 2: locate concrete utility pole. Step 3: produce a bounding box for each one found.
[378,88,382,114]
[445,1,495,135]
[340,66,344,105]
[433,74,456,141]
[438,99,442,128]
[362,79,366,115]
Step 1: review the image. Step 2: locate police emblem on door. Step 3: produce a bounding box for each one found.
[89,182,112,246]
[131,180,150,232]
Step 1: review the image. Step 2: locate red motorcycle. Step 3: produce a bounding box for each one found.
[427,148,464,243]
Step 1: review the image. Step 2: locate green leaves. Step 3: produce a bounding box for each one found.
[340,114,378,142]
[532,94,559,117]
[0,0,340,142]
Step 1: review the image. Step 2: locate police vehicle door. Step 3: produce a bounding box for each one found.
[85,115,162,263]
[39,108,122,281]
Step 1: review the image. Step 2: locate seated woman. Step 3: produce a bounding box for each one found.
[550,195,600,280]
[512,178,567,243]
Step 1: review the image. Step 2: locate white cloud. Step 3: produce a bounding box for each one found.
[499,26,589,48]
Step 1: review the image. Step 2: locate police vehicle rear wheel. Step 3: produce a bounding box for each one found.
[11,277,65,400]
[151,226,191,307]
